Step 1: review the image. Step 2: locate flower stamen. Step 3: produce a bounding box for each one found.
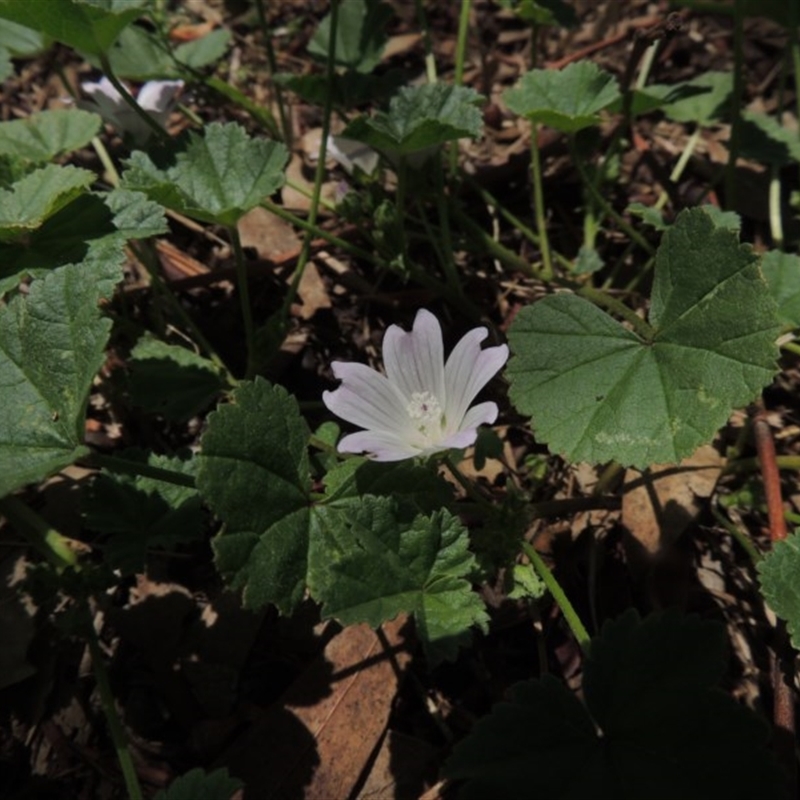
[407,391,443,435]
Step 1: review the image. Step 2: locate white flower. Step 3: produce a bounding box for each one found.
[81,77,184,143]
[323,310,508,461]
[327,134,379,176]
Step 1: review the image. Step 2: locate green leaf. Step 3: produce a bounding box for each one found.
[308,0,393,73]
[0,109,101,164]
[498,0,578,26]
[276,69,404,110]
[0,17,47,57]
[197,378,311,613]
[83,453,202,573]
[761,250,800,328]
[507,208,779,467]
[128,336,226,421]
[123,121,289,225]
[660,71,732,125]
[0,164,94,242]
[154,767,243,800]
[0,258,120,497]
[342,83,483,158]
[445,610,786,800]
[739,110,800,167]
[504,61,620,133]
[96,23,230,79]
[0,188,166,295]
[322,458,452,512]
[308,498,487,663]
[0,0,147,56]
[758,531,800,649]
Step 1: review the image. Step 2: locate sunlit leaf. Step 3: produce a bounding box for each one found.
[761,250,800,328]
[739,110,800,167]
[0,258,120,496]
[0,109,100,164]
[758,531,800,650]
[123,121,289,225]
[660,71,732,124]
[0,164,94,242]
[342,83,483,158]
[308,0,393,73]
[0,0,147,56]
[504,61,620,133]
[506,208,779,467]
[309,497,486,663]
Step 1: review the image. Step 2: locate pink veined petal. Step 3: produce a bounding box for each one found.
[382,309,446,402]
[337,430,421,461]
[444,330,508,427]
[323,361,411,434]
[458,401,498,433]
[435,427,481,452]
[137,80,184,118]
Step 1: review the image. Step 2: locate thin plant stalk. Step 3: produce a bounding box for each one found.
[530,121,554,280]
[769,168,784,249]
[277,0,340,329]
[711,504,762,565]
[414,0,438,83]
[85,620,144,800]
[570,138,655,256]
[724,0,746,208]
[432,160,461,293]
[98,55,168,142]
[654,126,702,212]
[522,542,591,654]
[0,496,78,569]
[450,0,472,174]
[229,224,257,379]
[254,0,293,146]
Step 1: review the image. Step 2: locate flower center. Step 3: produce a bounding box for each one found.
[406,391,443,438]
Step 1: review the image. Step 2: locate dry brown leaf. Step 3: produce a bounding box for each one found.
[622,444,725,553]
[219,617,412,800]
[237,206,301,262]
[356,729,439,800]
[281,153,337,213]
[292,262,331,320]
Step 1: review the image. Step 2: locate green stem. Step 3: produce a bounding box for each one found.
[654,126,701,212]
[724,454,800,475]
[98,55,168,142]
[522,542,591,653]
[0,496,78,569]
[254,0,293,146]
[725,0,745,209]
[277,0,339,327]
[711,504,762,565]
[414,0,438,83]
[85,453,196,488]
[229,225,257,379]
[530,121,554,280]
[90,136,121,185]
[205,76,279,137]
[86,620,144,800]
[769,167,784,248]
[450,0,472,175]
[432,161,461,292]
[781,340,800,357]
[570,138,655,256]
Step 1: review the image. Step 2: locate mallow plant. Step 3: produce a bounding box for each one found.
[1,0,799,798]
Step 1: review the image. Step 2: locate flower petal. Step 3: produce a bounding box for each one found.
[382,309,446,402]
[444,329,508,428]
[459,401,498,432]
[436,427,481,451]
[137,80,184,119]
[323,361,410,433]
[338,430,421,461]
[82,77,124,119]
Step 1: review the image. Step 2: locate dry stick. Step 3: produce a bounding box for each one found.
[753,410,796,793]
